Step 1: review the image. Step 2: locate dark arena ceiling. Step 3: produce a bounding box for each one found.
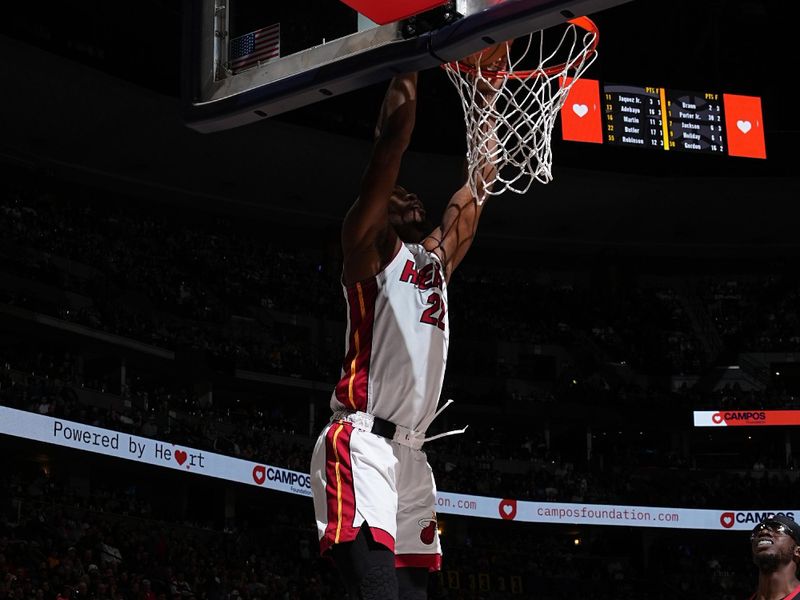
[2,1,798,255]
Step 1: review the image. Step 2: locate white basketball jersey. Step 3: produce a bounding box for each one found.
[331,243,449,431]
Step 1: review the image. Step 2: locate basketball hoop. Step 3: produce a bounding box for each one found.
[444,17,599,201]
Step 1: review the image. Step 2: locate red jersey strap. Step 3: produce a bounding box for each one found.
[749,582,800,600]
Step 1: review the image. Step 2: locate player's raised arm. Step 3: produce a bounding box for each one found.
[424,82,499,282]
[342,72,418,284]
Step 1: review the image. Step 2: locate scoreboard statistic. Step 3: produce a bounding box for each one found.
[561,79,766,159]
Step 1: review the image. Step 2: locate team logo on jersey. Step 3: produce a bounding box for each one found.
[418,513,437,545]
[399,259,443,291]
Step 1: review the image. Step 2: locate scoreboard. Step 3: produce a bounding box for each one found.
[602,85,664,150]
[603,85,726,154]
[561,79,766,159]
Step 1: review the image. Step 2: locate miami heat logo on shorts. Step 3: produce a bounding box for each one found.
[418,512,437,545]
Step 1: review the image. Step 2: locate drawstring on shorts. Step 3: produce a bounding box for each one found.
[331,399,467,450]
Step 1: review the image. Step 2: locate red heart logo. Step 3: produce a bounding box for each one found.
[499,499,517,521]
[252,465,266,485]
[712,412,724,424]
[174,450,187,465]
[720,512,735,528]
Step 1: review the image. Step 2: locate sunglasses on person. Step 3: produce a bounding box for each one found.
[750,520,797,541]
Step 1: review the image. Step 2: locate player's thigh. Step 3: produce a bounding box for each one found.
[312,423,400,552]
[395,448,441,569]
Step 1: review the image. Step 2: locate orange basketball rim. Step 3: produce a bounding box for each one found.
[448,16,599,79]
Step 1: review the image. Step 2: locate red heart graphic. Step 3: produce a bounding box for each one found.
[252,465,266,485]
[712,412,724,424]
[174,450,188,465]
[720,512,735,528]
[499,499,517,521]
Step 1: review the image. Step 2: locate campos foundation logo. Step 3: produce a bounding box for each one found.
[252,465,311,493]
[720,512,735,528]
[695,410,772,427]
[499,499,517,521]
[253,465,267,485]
[714,411,767,425]
[720,511,796,528]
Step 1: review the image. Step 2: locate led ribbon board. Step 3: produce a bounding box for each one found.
[1,406,794,530]
[694,410,800,427]
[0,406,312,497]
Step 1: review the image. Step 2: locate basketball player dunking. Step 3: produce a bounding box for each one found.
[310,71,497,599]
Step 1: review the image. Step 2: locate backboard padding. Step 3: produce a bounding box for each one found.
[339,0,449,26]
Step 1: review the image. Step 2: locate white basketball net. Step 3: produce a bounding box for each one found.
[444,20,598,202]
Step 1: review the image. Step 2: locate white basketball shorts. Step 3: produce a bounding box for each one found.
[310,418,442,571]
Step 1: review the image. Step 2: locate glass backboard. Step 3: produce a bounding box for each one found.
[183,0,632,133]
